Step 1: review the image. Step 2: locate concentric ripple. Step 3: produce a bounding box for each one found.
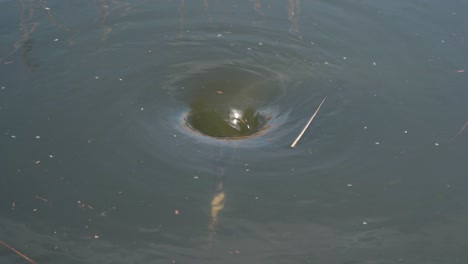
[164,61,291,144]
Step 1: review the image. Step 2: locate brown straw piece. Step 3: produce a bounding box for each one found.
[290,96,327,148]
[0,240,38,264]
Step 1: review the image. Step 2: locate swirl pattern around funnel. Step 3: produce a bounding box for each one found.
[168,61,288,141]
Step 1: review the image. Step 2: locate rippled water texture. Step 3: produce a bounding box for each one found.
[1,1,468,264]
[168,62,291,145]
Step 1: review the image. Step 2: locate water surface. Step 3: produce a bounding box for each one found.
[1,1,467,263]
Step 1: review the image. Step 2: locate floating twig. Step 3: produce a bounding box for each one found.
[291,96,327,148]
[450,120,468,141]
[0,240,38,264]
[35,196,48,202]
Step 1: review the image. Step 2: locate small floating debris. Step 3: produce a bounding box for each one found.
[450,120,468,141]
[290,96,327,148]
[35,196,48,202]
[0,240,38,264]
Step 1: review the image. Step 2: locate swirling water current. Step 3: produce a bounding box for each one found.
[1,1,467,263]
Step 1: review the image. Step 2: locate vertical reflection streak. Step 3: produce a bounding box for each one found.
[1,0,71,65]
[95,0,132,41]
[288,0,301,33]
[208,146,234,240]
[178,0,185,36]
[252,0,266,27]
[203,0,212,23]
[95,0,112,40]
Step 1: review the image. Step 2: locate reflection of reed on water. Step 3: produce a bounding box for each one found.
[0,0,38,65]
[0,0,136,65]
[178,0,185,36]
[208,167,225,235]
[95,0,132,41]
[0,0,72,66]
[175,0,302,36]
[208,148,229,238]
[203,0,212,23]
[21,39,39,69]
[252,0,266,27]
[288,0,301,33]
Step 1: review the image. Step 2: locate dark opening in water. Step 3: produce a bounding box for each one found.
[175,64,284,139]
[185,106,270,138]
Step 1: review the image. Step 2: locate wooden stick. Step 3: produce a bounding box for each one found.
[0,240,38,264]
[290,96,327,148]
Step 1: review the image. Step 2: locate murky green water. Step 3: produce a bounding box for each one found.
[1,1,467,263]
